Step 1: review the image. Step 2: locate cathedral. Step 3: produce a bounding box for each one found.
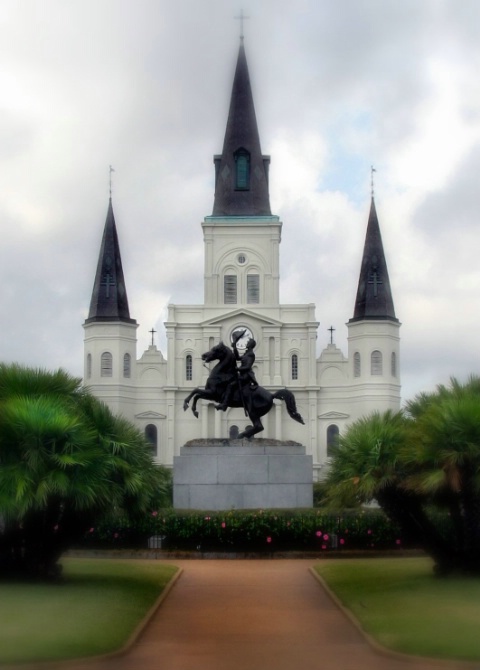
[83,41,401,480]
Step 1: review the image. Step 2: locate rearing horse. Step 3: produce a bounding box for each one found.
[183,341,304,440]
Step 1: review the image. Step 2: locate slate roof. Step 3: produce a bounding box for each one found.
[350,197,398,322]
[212,42,271,216]
[85,198,136,324]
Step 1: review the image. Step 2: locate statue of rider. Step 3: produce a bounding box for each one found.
[215,329,258,413]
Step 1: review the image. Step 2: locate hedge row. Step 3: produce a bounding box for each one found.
[78,508,414,552]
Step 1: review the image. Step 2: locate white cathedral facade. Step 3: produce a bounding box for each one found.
[83,42,401,480]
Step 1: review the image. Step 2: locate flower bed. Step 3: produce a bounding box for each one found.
[77,508,414,553]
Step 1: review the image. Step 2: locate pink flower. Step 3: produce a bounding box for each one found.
[367,529,372,535]
[205,516,211,521]
[339,538,345,545]
[89,528,94,533]
[323,534,329,541]
[396,539,402,545]
[221,522,226,528]
[321,544,327,550]
[316,530,322,537]
[152,511,158,517]
[266,536,272,543]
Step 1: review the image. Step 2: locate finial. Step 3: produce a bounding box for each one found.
[370,165,376,198]
[109,165,115,199]
[234,9,249,42]
[149,327,157,347]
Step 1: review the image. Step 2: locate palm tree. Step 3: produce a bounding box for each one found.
[0,364,168,578]
[326,410,454,572]
[405,376,480,573]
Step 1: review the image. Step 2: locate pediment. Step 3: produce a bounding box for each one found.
[135,411,166,419]
[318,411,350,420]
[202,308,283,328]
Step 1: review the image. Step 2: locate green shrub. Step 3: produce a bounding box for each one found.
[77,508,423,553]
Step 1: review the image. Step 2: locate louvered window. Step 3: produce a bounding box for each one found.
[391,352,397,377]
[224,274,237,304]
[354,352,361,377]
[371,350,383,376]
[123,353,131,378]
[86,353,92,379]
[235,149,250,189]
[247,274,260,303]
[101,352,112,377]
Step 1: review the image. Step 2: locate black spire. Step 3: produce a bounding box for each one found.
[85,198,136,324]
[212,42,271,216]
[350,197,397,322]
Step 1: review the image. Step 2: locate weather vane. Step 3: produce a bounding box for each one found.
[235,9,250,41]
[371,165,376,198]
[109,165,115,198]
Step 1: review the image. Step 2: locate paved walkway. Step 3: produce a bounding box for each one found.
[42,560,478,670]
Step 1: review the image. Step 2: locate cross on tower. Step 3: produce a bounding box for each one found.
[234,9,250,41]
[101,272,115,298]
[371,165,376,197]
[109,165,115,198]
[368,265,383,297]
[328,326,335,344]
[149,328,157,346]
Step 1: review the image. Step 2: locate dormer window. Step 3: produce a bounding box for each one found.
[234,148,250,190]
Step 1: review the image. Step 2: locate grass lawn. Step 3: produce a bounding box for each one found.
[0,558,179,664]
[315,557,480,662]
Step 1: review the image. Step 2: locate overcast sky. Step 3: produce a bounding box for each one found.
[1,0,479,403]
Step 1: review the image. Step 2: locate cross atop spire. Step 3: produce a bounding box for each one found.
[370,165,376,198]
[234,9,250,42]
[109,165,115,199]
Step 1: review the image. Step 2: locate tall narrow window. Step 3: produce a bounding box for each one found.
[186,354,193,381]
[291,353,298,380]
[123,353,131,378]
[391,352,397,377]
[101,352,112,377]
[247,274,260,303]
[145,424,158,456]
[327,425,340,458]
[354,352,361,377]
[86,353,92,379]
[235,149,250,189]
[224,274,237,304]
[371,350,383,375]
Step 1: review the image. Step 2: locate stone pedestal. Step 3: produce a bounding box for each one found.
[173,440,313,510]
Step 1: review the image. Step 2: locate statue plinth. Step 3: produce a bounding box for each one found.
[173,440,313,510]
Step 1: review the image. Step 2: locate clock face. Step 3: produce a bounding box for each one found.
[231,327,254,353]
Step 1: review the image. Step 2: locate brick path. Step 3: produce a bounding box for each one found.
[19,559,479,670]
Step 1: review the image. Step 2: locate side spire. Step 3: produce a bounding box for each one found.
[350,197,397,322]
[85,198,136,324]
[212,42,271,216]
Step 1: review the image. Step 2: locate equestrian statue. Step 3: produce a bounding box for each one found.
[183,329,305,440]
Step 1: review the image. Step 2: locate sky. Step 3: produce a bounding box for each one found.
[1,0,479,404]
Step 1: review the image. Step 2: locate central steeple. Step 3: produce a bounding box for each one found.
[212,42,271,216]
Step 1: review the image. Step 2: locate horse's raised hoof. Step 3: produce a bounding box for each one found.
[183,401,189,411]
[215,403,227,412]
[193,410,199,418]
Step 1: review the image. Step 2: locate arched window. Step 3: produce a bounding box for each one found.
[354,352,361,377]
[371,350,383,376]
[224,274,237,304]
[86,353,92,379]
[291,353,298,380]
[123,353,131,378]
[327,425,339,458]
[247,274,260,303]
[101,352,112,377]
[145,424,158,456]
[391,352,397,377]
[186,354,193,381]
[234,148,250,189]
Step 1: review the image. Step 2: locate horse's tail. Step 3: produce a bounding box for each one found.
[273,389,305,425]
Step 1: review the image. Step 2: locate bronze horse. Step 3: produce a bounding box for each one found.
[183,341,305,440]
